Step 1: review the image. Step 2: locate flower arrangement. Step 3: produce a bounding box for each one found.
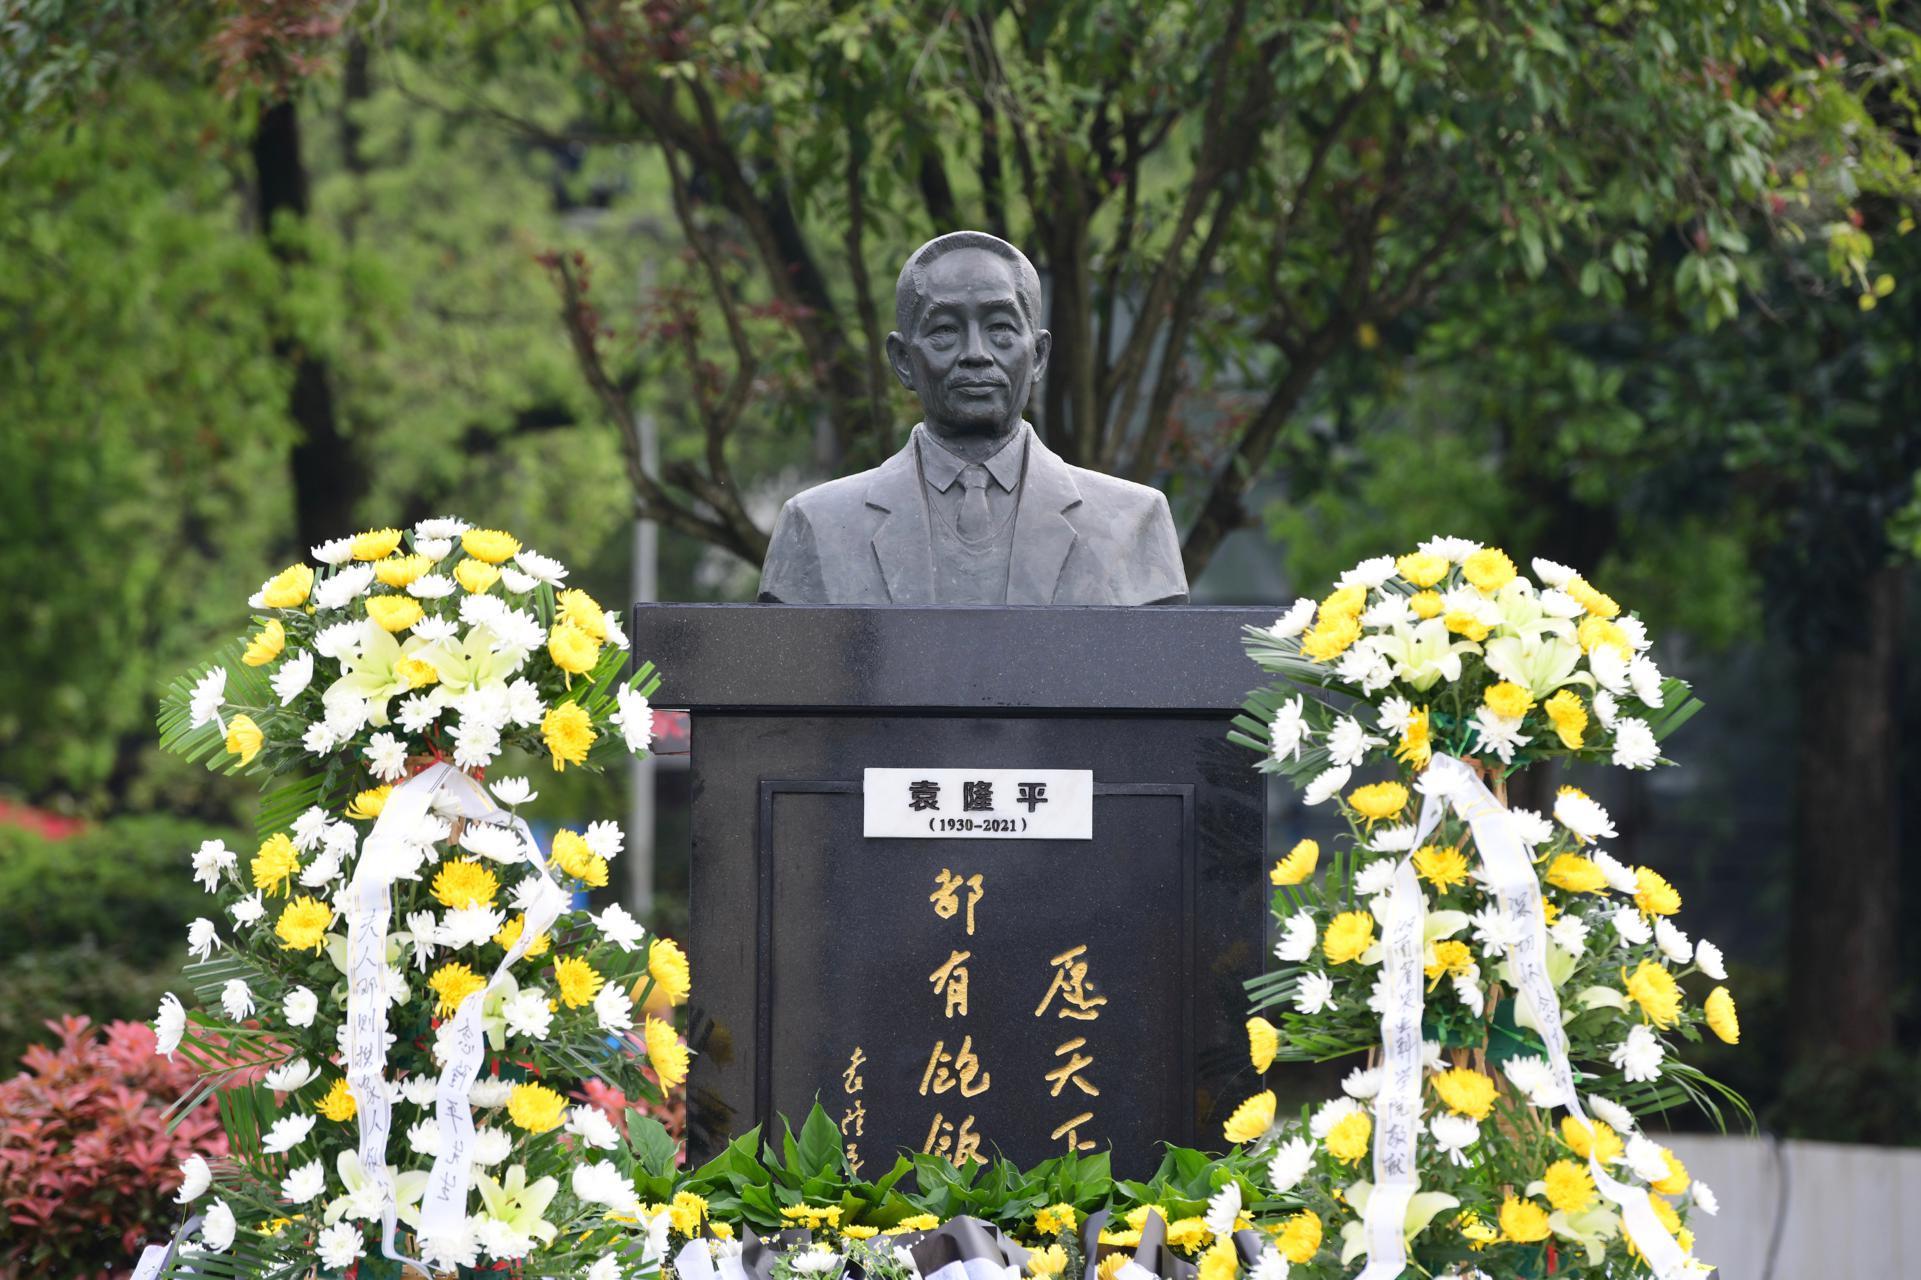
[148,518,686,1278]
[1219,539,1738,1279]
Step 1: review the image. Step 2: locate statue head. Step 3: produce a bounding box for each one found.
[887,232,1052,443]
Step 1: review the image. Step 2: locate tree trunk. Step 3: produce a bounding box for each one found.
[1787,563,1905,1063]
[253,99,362,551]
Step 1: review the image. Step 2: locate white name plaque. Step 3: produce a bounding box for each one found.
[863,768,1093,839]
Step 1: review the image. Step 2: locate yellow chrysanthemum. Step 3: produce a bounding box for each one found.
[1123,1206,1151,1231]
[558,588,609,641]
[841,1224,879,1243]
[252,833,301,896]
[1408,589,1444,619]
[890,1214,939,1233]
[224,713,264,766]
[643,1017,691,1089]
[1394,706,1432,769]
[1395,551,1449,588]
[1095,1256,1130,1280]
[428,962,487,1017]
[365,594,423,632]
[1625,959,1683,1028]
[710,1222,736,1241]
[780,1205,844,1229]
[1325,1109,1371,1165]
[432,858,499,910]
[1431,1067,1499,1120]
[1542,899,1562,925]
[549,828,611,888]
[547,621,601,676]
[1300,613,1361,662]
[647,937,692,1007]
[1542,1159,1596,1213]
[316,1077,358,1122]
[1320,584,1367,619]
[1323,910,1375,965]
[1196,1240,1236,1280]
[507,1081,567,1133]
[1276,1211,1322,1264]
[1564,575,1620,618]
[274,894,334,953]
[373,554,432,588]
[1543,688,1588,749]
[1634,866,1682,916]
[493,913,552,959]
[461,528,522,564]
[1462,547,1517,593]
[1560,1116,1624,1164]
[1545,853,1608,893]
[1164,1217,1209,1252]
[554,955,605,1008]
[1577,616,1632,658]
[1029,1244,1069,1279]
[1705,986,1740,1044]
[351,528,403,561]
[669,1190,708,1236]
[1035,1203,1079,1236]
[453,558,500,594]
[260,563,314,608]
[541,701,596,771]
[1246,1017,1278,1073]
[1498,1195,1551,1243]
[1413,844,1471,891]
[395,656,439,689]
[1223,1090,1275,1145]
[1347,781,1409,822]
[1651,1148,1690,1195]
[1270,838,1319,886]
[242,618,286,667]
[1098,1229,1142,1248]
[1483,680,1535,720]
[1457,1211,1498,1249]
[345,786,391,820]
[1443,611,1491,642]
[1425,939,1474,981]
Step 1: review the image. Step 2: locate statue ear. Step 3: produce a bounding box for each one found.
[1031,329,1053,381]
[885,332,916,390]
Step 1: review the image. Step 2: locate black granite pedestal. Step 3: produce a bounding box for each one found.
[631,604,1272,1176]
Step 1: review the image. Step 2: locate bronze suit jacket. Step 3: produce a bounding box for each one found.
[757,425,1189,605]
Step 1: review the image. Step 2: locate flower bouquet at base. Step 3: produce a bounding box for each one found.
[148,518,690,1278]
[1217,539,1742,1279]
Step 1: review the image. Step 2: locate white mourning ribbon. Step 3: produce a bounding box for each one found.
[344,761,569,1263]
[1355,754,1694,1280]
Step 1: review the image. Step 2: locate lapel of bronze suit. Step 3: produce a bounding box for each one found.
[1006,428,1082,605]
[864,441,935,604]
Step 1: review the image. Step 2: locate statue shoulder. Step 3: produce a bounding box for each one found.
[1062,463,1175,523]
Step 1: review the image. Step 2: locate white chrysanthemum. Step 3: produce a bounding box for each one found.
[1593,689,1620,728]
[1591,850,1640,893]
[312,620,363,661]
[574,1160,642,1215]
[1301,763,1351,807]
[407,1118,443,1157]
[1360,594,1414,630]
[1554,789,1617,842]
[441,905,505,951]
[583,820,625,860]
[1508,808,1554,847]
[314,563,375,610]
[414,537,453,562]
[1338,554,1398,589]
[1419,535,1481,563]
[791,1248,842,1276]
[1353,860,1396,897]
[1625,1134,1670,1183]
[1294,971,1336,1016]
[489,607,545,655]
[1470,907,1525,958]
[1501,1055,1566,1108]
[505,678,544,728]
[420,1224,482,1272]
[1429,1113,1479,1166]
[565,1105,622,1151]
[1468,707,1527,764]
[1249,1247,1289,1280]
[297,850,340,890]
[593,979,634,1033]
[1327,716,1387,769]
[411,616,460,644]
[1548,913,1590,956]
[514,548,568,585]
[1334,643,1394,694]
[407,573,456,600]
[1203,1180,1242,1237]
[1375,696,1418,735]
[1588,645,1631,696]
[1586,1094,1638,1134]
[469,1078,514,1108]
[1612,718,1660,770]
[1653,917,1692,965]
[1441,584,1502,624]
[312,537,354,565]
[1342,1066,1382,1099]
[261,1112,317,1154]
[1451,970,1485,1017]
[470,1127,513,1165]
[317,1221,366,1270]
[497,566,538,594]
[451,720,502,771]
[1538,587,1586,619]
[1611,905,1653,946]
[290,805,330,851]
[415,516,469,539]
[392,692,439,734]
[1626,657,1665,707]
[1366,973,1391,1016]
[231,890,265,926]
[282,1159,326,1204]
[188,667,227,729]
[263,1059,319,1092]
[1309,1096,1360,1139]
[1692,1180,1719,1216]
[322,819,358,860]
[283,986,318,1028]
[1266,598,1316,640]
[1275,911,1317,963]
[270,649,314,705]
[1267,1136,1314,1193]
[197,1199,237,1252]
[1532,557,1576,588]
[1367,824,1418,855]
[174,1154,212,1203]
[190,840,236,893]
[503,988,554,1041]
[1610,1024,1665,1084]
[401,1074,438,1106]
[219,978,254,1021]
[489,776,535,807]
[477,1220,535,1263]
[1268,696,1310,763]
[593,902,647,953]
[1695,939,1727,980]
[595,683,647,756]
[460,821,523,864]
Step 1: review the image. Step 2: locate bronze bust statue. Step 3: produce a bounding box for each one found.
[757,231,1189,605]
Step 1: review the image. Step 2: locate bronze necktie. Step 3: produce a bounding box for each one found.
[958,465,991,539]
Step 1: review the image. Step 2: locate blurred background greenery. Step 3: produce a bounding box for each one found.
[2,0,1918,1149]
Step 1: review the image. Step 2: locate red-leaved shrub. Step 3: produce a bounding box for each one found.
[0,1016,225,1280]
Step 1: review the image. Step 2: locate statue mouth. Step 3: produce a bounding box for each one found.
[949,379,1006,392]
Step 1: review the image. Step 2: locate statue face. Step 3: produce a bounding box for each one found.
[887,247,1051,439]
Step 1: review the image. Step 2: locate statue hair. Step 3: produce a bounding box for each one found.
[894,231,1044,334]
